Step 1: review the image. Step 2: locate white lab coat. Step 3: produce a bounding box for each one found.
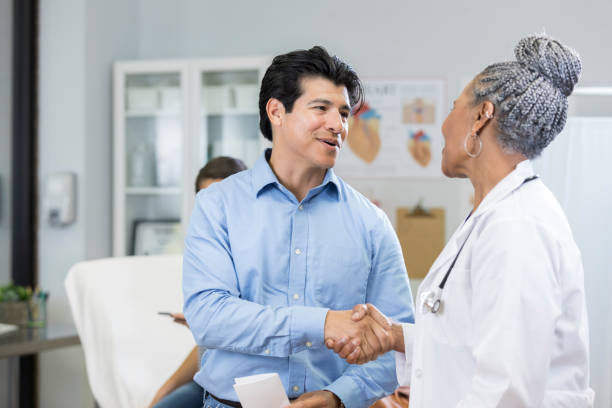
[396,160,595,407]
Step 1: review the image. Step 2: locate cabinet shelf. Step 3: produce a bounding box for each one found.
[125,110,182,118]
[202,109,258,116]
[126,187,181,195]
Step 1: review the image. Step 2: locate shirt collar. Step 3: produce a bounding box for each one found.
[318,165,341,201]
[251,149,340,201]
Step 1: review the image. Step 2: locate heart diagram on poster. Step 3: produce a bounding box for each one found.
[335,79,444,178]
[347,103,381,163]
[408,129,432,167]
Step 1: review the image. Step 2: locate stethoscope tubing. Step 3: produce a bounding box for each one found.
[425,175,539,314]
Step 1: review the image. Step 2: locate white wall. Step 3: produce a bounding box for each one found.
[38,0,139,406]
[0,0,12,285]
[135,0,612,88]
[37,0,612,406]
[38,2,90,406]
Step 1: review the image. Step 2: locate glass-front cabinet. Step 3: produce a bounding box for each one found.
[114,57,269,256]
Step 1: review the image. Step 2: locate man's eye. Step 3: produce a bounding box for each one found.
[340,112,349,119]
[315,106,326,111]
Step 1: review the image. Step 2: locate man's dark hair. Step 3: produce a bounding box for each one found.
[258,46,364,141]
[195,156,247,193]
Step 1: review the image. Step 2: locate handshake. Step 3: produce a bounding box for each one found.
[323,304,403,364]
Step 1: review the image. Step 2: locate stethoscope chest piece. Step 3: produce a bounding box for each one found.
[421,289,443,314]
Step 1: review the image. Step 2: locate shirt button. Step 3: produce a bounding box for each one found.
[295,249,302,255]
[415,368,423,378]
[293,293,300,300]
[264,349,270,355]
[298,205,304,210]
[292,385,299,392]
[305,341,312,347]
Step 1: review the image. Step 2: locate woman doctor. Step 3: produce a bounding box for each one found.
[328,35,594,407]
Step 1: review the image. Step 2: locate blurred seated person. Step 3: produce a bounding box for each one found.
[149,156,247,408]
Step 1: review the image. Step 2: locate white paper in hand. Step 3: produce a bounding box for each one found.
[233,373,290,408]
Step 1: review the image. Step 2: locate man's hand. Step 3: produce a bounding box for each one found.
[327,304,401,364]
[287,390,341,408]
[324,308,392,365]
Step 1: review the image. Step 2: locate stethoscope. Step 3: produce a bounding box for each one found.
[421,175,539,315]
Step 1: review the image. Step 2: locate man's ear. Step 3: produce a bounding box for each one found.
[266,98,285,127]
[472,100,495,135]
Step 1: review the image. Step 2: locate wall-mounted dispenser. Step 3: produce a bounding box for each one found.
[43,172,77,227]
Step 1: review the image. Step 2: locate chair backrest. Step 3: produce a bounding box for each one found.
[65,255,195,408]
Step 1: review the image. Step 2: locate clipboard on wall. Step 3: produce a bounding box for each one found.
[396,206,445,279]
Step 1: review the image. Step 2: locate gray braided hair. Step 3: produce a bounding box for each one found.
[472,35,582,158]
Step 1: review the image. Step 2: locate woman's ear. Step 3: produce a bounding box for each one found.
[482,100,495,121]
[266,98,285,127]
[472,101,495,134]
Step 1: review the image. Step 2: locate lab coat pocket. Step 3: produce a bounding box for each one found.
[313,245,370,310]
[431,268,473,347]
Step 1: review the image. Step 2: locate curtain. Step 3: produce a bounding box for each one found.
[533,117,612,408]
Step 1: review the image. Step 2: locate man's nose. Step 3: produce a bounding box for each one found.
[327,111,345,134]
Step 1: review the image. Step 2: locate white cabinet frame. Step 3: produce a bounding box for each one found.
[113,57,270,256]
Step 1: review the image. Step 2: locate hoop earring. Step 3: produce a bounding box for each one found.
[463,132,482,158]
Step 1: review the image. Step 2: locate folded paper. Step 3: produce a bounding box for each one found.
[233,373,290,408]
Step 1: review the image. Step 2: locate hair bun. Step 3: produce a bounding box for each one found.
[514,35,582,96]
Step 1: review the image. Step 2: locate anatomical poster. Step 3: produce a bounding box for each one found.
[335,79,445,178]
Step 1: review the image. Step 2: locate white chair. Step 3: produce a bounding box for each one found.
[65,255,196,408]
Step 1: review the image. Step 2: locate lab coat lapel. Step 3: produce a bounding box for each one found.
[422,161,535,290]
[421,218,470,289]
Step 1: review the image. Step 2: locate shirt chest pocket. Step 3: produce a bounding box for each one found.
[311,245,370,310]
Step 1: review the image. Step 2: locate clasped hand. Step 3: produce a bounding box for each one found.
[324,304,394,365]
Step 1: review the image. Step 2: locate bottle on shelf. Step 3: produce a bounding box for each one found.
[129,143,156,187]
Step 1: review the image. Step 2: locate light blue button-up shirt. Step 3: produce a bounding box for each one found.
[183,150,414,408]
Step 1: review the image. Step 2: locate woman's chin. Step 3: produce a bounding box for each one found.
[441,163,466,179]
[441,160,451,178]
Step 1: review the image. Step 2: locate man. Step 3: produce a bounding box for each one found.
[183,46,414,408]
